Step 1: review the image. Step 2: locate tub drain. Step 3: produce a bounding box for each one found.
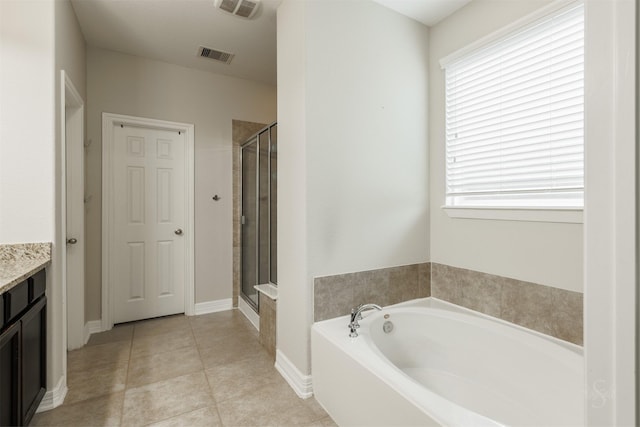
[383,320,394,333]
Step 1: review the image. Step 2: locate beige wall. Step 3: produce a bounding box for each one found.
[276,0,310,380]
[277,0,430,376]
[54,0,87,397]
[85,48,276,320]
[55,1,86,100]
[306,1,430,279]
[429,0,583,293]
[0,0,56,243]
[55,0,86,363]
[1,0,87,397]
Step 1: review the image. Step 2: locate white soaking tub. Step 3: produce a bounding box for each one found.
[311,298,584,426]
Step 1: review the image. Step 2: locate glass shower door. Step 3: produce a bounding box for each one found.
[241,138,258,308]
[240,122,277,312]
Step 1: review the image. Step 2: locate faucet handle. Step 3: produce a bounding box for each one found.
[349,308,361,329]
[348,303,382,337]
[351,304,365,322]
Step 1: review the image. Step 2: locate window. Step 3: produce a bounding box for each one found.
[442,3,584,212]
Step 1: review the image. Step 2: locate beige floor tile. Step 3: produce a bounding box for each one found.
[86,324,134,347]
[122,372,214,426]
[66,362,128,404]
[133,315,191,338]
[216,380,327,426]
[67,340,131,374]
[193,326,257,352]
[189,310,255,335]
[304,416,339,427]
[41,309,331,427]
[131,328,196,358]
[127,346,203,388]
[302,398,331,422]
[198,334,265,369]
[145,406,222,427]
[205,349,281,403]
[30,391,124,427]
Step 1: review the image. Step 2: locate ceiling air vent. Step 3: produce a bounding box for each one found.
[197,46,235,64]
[214,0,260,19]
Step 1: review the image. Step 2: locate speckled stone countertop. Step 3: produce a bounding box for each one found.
[0,243,51,294]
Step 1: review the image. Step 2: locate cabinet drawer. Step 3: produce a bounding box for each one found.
[29,270,46,302]
[4,281,29,324]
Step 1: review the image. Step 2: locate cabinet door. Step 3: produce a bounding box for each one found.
[0,322,21,426]
[21,297,46,426]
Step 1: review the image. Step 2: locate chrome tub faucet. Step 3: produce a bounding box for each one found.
[349,303,382,338]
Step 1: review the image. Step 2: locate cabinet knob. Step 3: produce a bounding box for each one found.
[67,238,78,245]
[174,229,183,235]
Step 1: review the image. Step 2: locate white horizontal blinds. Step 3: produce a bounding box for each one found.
[445,3,584,208]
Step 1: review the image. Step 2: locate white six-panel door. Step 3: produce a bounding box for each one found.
[112,124,186,323]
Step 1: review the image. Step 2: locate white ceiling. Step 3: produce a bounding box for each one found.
[71,0,281,85]
[372,0,471,27]
[71,0,470,86]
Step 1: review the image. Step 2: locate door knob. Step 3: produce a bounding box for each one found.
[67,238,78,244]
[174,229,183,235]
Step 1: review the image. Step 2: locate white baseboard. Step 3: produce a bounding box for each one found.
[275,349,313,399]
[194,298,233,315]
[36,375,67,413]
[237,297,260,331]
[83,320,103,345]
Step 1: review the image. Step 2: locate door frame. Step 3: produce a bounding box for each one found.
[101,112,195,331]
[62,71,85,349]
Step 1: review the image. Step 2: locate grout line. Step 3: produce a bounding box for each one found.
[52,312,328,427]
[122,322,135,390]
[118,328,134,426]
[188,317,229,426]
[191,316,217,405]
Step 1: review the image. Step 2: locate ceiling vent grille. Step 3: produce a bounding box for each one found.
[197,46,235,64]
[214,0,260,19]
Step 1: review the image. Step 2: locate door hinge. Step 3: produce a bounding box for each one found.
[241,215,246,225]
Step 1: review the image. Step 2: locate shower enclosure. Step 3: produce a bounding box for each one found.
[240,122,277,312]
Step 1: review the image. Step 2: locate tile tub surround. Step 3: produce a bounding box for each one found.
[313,263,431,322]
[431,263,583,345]
[0,242,51,293]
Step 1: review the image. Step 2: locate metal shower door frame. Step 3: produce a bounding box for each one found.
[239,122,276,313]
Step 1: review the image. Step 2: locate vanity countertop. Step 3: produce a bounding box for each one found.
[0,243,51,294]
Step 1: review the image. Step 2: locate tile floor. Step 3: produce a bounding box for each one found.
[31,310,336,427]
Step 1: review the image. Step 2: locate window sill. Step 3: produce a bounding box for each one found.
[442,206,583,224]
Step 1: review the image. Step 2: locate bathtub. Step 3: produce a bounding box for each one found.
[311,298,584,426]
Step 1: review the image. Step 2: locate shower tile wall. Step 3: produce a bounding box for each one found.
[259,295,277,360]
[431,263,583,345]
[232,120,267,308]
[313,261,582,346]
[313,263,431,322]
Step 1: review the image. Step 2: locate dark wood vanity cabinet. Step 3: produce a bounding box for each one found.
[0,321,21,426]
[0,269,46,426]
[21,296,46,425]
